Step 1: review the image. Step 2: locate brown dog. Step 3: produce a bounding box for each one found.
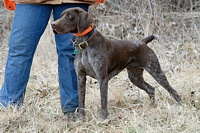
[51,7,181,120]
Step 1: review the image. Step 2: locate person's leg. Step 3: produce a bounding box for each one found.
[0,4,52,107]
[53,4,89,113]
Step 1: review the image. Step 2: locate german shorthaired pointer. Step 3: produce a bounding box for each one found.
[51,7,181,120]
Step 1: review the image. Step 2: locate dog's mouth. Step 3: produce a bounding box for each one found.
[51,22,69,34]
[52,28,67,34]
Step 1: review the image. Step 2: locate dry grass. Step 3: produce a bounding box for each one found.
[0,1,200,132]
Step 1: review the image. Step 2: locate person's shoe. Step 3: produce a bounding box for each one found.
[64,112,79,121]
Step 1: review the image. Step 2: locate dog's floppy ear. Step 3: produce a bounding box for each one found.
[76,8,93,34]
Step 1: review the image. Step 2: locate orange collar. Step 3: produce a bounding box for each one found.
[74,23,94,37]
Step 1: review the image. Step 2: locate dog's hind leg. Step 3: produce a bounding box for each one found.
[144,51,182,104]
[127,65,155,102]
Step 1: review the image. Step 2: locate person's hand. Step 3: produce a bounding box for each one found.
[3,0,16,10]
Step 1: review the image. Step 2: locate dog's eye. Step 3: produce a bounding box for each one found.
[66,14,72,19]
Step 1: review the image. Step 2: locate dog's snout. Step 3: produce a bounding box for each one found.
[51,23,57,28]
[51,22,59,34]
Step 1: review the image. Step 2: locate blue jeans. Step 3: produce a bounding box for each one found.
[0,3,89,113]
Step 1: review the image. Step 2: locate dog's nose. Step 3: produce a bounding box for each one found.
[51,23,57,28]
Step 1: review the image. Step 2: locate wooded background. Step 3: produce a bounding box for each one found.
[0,0,199,44]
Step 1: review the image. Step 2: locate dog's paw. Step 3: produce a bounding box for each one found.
[97,118,111,125]
[153,34,159,40]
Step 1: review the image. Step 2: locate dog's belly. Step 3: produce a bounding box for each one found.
[83,63,123,80]
[81,59,129,80]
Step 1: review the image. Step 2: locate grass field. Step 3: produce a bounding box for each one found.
[0,1,200,132]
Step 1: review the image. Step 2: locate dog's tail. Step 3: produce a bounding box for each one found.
[141,34,159,44]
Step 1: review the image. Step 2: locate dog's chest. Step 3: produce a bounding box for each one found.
[77,49,105,78]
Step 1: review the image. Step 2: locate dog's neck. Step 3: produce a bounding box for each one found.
[75,28,95,42]
[72,28,96,50]
[74,23,94,37]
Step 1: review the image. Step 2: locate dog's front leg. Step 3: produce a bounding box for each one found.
[77,74,86,117]
[99,78,109,120]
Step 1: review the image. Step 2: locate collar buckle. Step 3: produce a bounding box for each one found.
[71,39,88,49]
[78,41,88,49]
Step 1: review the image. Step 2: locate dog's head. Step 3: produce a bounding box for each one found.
[51,7,93,34]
